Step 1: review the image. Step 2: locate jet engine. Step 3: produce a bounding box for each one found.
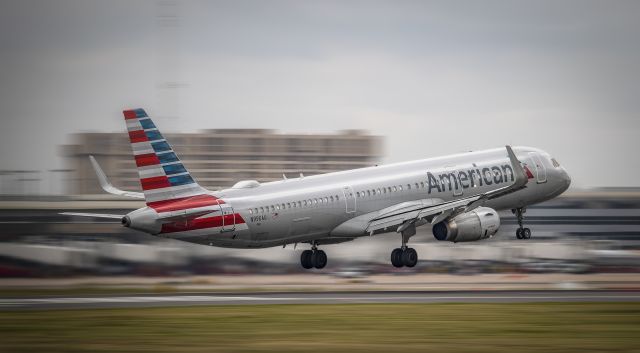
[432,207,500,242]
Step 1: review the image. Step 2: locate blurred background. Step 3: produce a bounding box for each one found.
[1,0,640,290]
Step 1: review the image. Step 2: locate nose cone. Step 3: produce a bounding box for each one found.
[559,168,571,193]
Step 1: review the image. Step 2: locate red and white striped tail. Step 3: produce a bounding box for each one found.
[123,108,210,205]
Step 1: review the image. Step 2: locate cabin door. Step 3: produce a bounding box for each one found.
[528,152,547,184]
[220,203,236,232]
[342,186,356,214]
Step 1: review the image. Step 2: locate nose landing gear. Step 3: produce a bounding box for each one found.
[513,207,531,239]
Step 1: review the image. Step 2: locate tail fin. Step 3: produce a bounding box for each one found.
[123,108,209,205]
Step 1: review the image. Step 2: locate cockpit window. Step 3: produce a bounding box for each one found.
[551,158,560,167]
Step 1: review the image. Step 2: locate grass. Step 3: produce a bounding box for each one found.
[1,303,640,352]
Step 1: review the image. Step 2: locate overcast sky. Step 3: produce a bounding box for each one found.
[1,0,639,188]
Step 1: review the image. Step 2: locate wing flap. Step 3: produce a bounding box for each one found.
[366,196,479,233]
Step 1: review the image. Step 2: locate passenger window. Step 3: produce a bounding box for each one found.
[324,197,328,203]
[336,195,339,201]
[287,203,291,208]
[356,192,360,197]
[276,205,280,210]
[420,182,424,188]
[399,185,403,191]
[303,200,307,206]
[313,199,318,205]
[249,209,253,214]
[393,186,397,192]
[377,188,381,194]
[407,184,411,190]
[372,189,376,195]
[259,207,264,213]
[330,196,334,202]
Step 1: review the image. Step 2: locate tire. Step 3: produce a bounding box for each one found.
[516,228,523,239]
[313,250,327,269]
[301,250,314,269]
[523,228,531,239]
[391,248,404,268]
[402,248,418,268]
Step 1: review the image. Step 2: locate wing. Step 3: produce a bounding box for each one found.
[89,156,145,199]
[366,145,528,234]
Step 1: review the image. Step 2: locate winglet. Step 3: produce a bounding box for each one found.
[505,145,528,189]
[464,145,528,211]
[89,156,145,199]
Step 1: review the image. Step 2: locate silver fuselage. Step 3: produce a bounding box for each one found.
[159,146,570,248]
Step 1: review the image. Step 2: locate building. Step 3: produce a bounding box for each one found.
[63,129,383,195]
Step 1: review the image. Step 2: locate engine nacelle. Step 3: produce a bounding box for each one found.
[432,207,500,242]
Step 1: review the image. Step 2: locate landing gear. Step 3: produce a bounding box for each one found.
[391,247,418,267]
[513,207,531,240]
[301,250,314,269]
[300,244,327,269]
[390,223,419,268]
[391,248,403,267]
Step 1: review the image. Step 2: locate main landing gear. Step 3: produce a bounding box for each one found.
[300,243,327,269]
[391,246,418,268]
[391,222,418,268]
[513,207,531,240]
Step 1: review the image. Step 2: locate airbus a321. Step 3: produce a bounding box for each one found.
[63,109,571,269]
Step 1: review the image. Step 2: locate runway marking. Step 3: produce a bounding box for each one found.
[2,293,640,308]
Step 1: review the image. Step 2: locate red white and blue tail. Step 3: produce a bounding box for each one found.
[123,108,209,205]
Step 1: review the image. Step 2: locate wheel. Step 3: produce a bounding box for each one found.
[402,248,418,268]
[391,248,404,268]
[516,228,523,239]
[522,228,531,239]
[301,250,314,269]
[312,250,327,269]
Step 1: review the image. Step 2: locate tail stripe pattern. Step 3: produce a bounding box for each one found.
[123,108,210,205]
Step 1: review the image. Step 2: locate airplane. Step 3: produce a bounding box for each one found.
[63,108,571,269]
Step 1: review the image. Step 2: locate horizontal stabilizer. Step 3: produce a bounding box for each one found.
[60,212,124,219]
[89,156,145,199]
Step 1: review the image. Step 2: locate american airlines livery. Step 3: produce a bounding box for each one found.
[63,108,571,269]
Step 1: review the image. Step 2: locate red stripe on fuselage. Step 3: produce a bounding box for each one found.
[147,194,221,212]
[140,176,171,190]
[160,213,245,234]
[123,110,137,120]
[135,153,160,167]
[128,130,148,143]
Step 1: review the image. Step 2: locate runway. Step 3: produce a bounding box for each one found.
[2,290,639,310]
